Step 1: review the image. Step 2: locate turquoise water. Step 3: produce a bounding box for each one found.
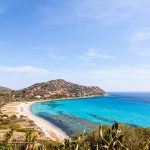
[31,92,150,136]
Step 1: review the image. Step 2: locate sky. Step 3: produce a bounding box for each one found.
[0,0,150,91]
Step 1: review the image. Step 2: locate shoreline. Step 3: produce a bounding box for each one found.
[17,102,69,141]
[1,101,69,141]
[1,95,106,141]
[31,94,107,103]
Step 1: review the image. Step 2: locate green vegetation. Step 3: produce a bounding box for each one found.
[12,79,106,100]
[0,93,13,109]
[0,123,149,150]
[0,114,25,130]
[49,94,67,99]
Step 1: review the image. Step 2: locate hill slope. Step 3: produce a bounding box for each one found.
[12,79,106,100]
[0,86,12,106]
[0,86,11,94]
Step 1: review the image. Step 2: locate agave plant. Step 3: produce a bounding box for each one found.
[98,122,128,150]
[24,129,37,150]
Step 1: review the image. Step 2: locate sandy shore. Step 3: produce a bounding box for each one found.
[1,96,105,141]
[1,102,69,141]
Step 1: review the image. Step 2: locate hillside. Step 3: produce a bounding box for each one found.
[0,86,13,107]
[0,86,11,94]
[12,79,106,100]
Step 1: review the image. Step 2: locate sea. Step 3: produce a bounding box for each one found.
[31,92,150,136]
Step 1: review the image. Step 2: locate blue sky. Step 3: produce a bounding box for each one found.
[0,0,150,91]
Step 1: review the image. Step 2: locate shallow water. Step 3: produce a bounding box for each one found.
[31,92,150,136]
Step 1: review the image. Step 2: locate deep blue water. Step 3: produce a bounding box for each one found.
[31,92,150,136]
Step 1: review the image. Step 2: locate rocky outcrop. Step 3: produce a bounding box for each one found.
[12,79,106,100]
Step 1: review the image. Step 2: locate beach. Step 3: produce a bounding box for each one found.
[1,102,69,141]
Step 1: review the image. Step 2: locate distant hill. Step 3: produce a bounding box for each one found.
[0,86,13,105]
[0,86,11,94]
[12,79,106,100]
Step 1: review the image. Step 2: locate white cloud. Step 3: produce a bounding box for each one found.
[129,30,150,57]
[74,0,150,25]
[79,48,116,60]
[39,0,149,26]
[91,66,150,79]
[131,48,150,57]
[0,66,50,74]
[131,32,150,42]
[54,65,150,91]
[87,65,150,91]
[0,66,60,89]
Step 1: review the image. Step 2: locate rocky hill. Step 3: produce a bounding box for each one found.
[0,86,11,94]
[12,79,106,100]
[0,86,13,106]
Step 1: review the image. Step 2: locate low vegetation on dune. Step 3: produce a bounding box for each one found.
[0,122,149,150]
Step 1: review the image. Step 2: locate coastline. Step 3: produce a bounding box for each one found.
[31,94,107,103]
[1,101,69,141]
[1,95,106,141]
[19,102,69,141]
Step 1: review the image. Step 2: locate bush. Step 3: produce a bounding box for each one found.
[0,118,11,125]
[9,123,21,130]
[10,115,17,120]
[0,123,150,150]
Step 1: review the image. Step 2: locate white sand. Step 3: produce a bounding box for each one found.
[17,102,69,141]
